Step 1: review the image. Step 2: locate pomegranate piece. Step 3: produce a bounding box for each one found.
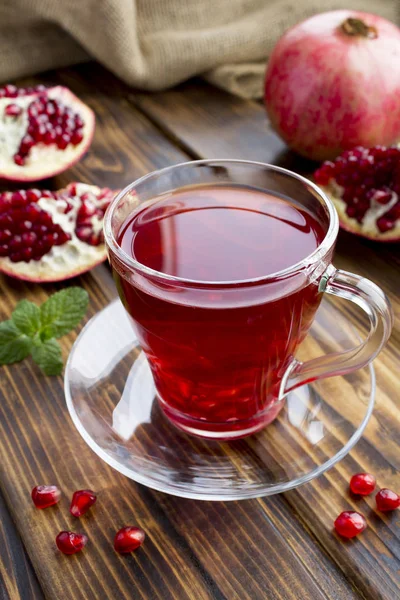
[349,473,376,496]
[56,531,88,555]
[0,183,116,282]
[31,485,61,509]
[70,489,97,517]
[314,146,400,242]
[264,11,400,160]
[334,511,367,539]
[376,488,400,512]
[114,526,145,554]
[0,84,95,181]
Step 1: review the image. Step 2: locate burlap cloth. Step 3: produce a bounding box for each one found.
[0,0,398,99]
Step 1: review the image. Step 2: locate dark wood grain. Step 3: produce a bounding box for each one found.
[0,63,398,600]
[0,489,43,600]
[131,81,400,600]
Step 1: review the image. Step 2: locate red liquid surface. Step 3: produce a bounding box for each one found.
[114,186,326,439]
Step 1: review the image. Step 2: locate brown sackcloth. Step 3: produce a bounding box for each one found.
[0,0,398,98]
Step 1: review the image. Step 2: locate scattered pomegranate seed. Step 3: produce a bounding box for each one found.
[31,485,61,509]
[376,489,400,512]
[349,473,376,496]
[334,511,367,539]
[70,489,97,517]
[114,526,145,554]
[56,531,88,555]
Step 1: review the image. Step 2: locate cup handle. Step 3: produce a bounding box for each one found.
[280,264,394,396]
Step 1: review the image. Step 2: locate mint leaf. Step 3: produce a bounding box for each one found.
[12,299,41,336]
[40,287,89,340]
[31,338,63,376]
[0,320,33,364]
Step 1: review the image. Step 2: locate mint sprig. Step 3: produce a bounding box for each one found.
[0,287,89,376]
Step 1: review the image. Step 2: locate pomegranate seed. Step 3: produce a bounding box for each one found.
[71,128,84,145]
[334,511,367,539]
[78,199,96,219]
[25,204,42,219]
[0,245,9,256]
[21,247,33,262]
[31,485,61,509]
[54,103,64,117]
[39,212,53,226]
[0,214,13,228]
[42,233,56,247]
[114,527,145,554]
[373,190,392,205]
[9,235,23,252]
[350,473,376,496]
[44,130,57,145]
[45,101,56,116]
[314,162,335,186]
[75,225,92,242]
[4,84,18,97]
[19,135,34,154]
[376,489,400,512]
[5,104,22,117]
[14,154,25,166]
[377,217,395,233]
[57,133,71,150]
[70,489,97,517]
[74,115,84,128]
[28,105,39,119]
[34,124,47,142]
[64,117,75,132]
[41,190,56,198]
[56,531,88,555]
[18,220,33,232]
[26,189,42,202]
[21,231,37,245]
[0,230,12,243]
[11,191,28,207]
[56,230,72,245]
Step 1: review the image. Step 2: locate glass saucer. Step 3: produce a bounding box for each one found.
[64,298,375,501]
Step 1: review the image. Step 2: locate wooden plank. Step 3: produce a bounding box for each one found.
[0,64,359,600]
[130,82,400,600]
[0,490,43,600]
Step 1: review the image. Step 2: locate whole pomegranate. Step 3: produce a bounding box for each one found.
[0,84,94,181]
[264,11,400,161]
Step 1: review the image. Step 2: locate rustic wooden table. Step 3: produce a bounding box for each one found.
[0,63,399,600]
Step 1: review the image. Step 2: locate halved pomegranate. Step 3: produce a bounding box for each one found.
[0,183,116,282]
[0,84,95,181]
[315,146,400,242]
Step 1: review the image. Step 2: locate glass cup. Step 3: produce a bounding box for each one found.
[104,160,393,440]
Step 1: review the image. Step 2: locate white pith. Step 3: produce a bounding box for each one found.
[0,183,114,282]
[0,86,94,181]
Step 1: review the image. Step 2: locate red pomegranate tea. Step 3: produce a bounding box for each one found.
[113,185,326,438]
